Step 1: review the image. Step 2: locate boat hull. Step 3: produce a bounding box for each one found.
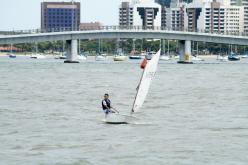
[95,56,106,61]
[113,56,127,61]
[78,56,87,60]
[129,56,142,60]
[8,54,16,58]
[241,55,248,58]
[160,55,170,61]
[192,56,204,61]
[105,113,128,124]
[228,57,240,61]
[30,55,46,59]
[217,55,228,61]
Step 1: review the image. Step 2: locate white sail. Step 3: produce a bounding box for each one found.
[132,49,161,113]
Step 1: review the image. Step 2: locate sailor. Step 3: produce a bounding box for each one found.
[102,94,119,116]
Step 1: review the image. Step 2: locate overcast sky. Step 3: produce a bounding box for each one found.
[0,0,121,31]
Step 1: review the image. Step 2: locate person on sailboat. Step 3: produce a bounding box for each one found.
[102,94,119,116]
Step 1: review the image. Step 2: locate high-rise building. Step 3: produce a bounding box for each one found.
[159,0,190,30]
[155,0,193,7]
[163,4,186,30]
[41,1,81,31]
[79,22,103,30]
[185,0,244,33]
[231,0,248,32]
[155,0,172,7]
[159,0,186,30]
[119,0,161,28]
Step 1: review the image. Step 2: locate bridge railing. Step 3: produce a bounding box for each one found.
[1,26,248,37]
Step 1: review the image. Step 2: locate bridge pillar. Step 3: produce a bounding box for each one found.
[64,39,79,63]
[178,40,193,64]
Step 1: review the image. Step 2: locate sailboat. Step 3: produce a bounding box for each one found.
[30,42,46,59]
[104,49,161,124]
[8,44,16,58]
[113,53,128,61]
[95,39,107,61]
[129,39,143,60]
[78,39,87,60]
[113,40,128,61]
[228,52,240,61]
[160,40,171,61]
[217,54,228,61]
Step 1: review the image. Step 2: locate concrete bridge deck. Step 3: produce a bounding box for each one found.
[0,26,248,45]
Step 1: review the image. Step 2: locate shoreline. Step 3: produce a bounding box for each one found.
[0,52,220,59]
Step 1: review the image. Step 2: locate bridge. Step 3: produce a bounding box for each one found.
[1,26,248,63]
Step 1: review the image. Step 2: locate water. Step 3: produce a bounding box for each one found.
[0,56,248,165]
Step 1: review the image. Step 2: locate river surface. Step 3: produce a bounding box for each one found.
[0,56,248,165]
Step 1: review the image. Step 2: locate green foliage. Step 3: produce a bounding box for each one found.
[8,39,248,55]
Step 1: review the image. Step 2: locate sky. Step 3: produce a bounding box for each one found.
[0,0,121,31]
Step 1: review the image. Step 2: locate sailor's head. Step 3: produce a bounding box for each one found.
[104,93,109,99]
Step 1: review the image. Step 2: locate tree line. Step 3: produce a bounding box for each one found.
[4,39,248,55]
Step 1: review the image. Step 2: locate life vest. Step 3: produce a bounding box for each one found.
[102,99,111,110]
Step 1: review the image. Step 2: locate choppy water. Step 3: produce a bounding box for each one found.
[0,56,248,165]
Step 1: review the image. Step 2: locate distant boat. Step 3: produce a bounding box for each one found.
[113,54,127,61]
[191,55,204,61]
[160,55,170,61]
[55,55,66,59]
[217,54,228,61]
[95,53,107,61]
[228,53,240,61]
[30,54,46,59]
[8,54,16,58]
[55,52,67,59]
[174,55,179,59]
[78,54,87,60]
[160,40,171,61]
[129,55,142,60]
[8,44,16,58]
[30,43,45,59]
[59,56,67,59]
[240,54,248,58]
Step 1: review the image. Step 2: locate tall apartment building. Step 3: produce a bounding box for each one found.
[155,0,193,7]
[41,1,81,31]
[119,0,161,28]
[164,4,186,30]
[185,0,244,33]
[231,0,248,32]
[155,0,172,7]
[160,0,188,30]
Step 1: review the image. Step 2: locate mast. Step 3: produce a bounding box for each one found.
[163,39,165,55]
[141,39,143,53]
[167,40,170,56]
[98,39,101,54]
[132,39,136,52]
[131,50,161,114]
[131,69,145,114]
[10,43,13,54]
[35,42,38,54]
[78,39,80,55]
[62,40,65,55]
[196,42,199,56]
[116,38,120,54]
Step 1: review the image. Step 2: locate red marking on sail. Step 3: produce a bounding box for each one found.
[140,58,147,69]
